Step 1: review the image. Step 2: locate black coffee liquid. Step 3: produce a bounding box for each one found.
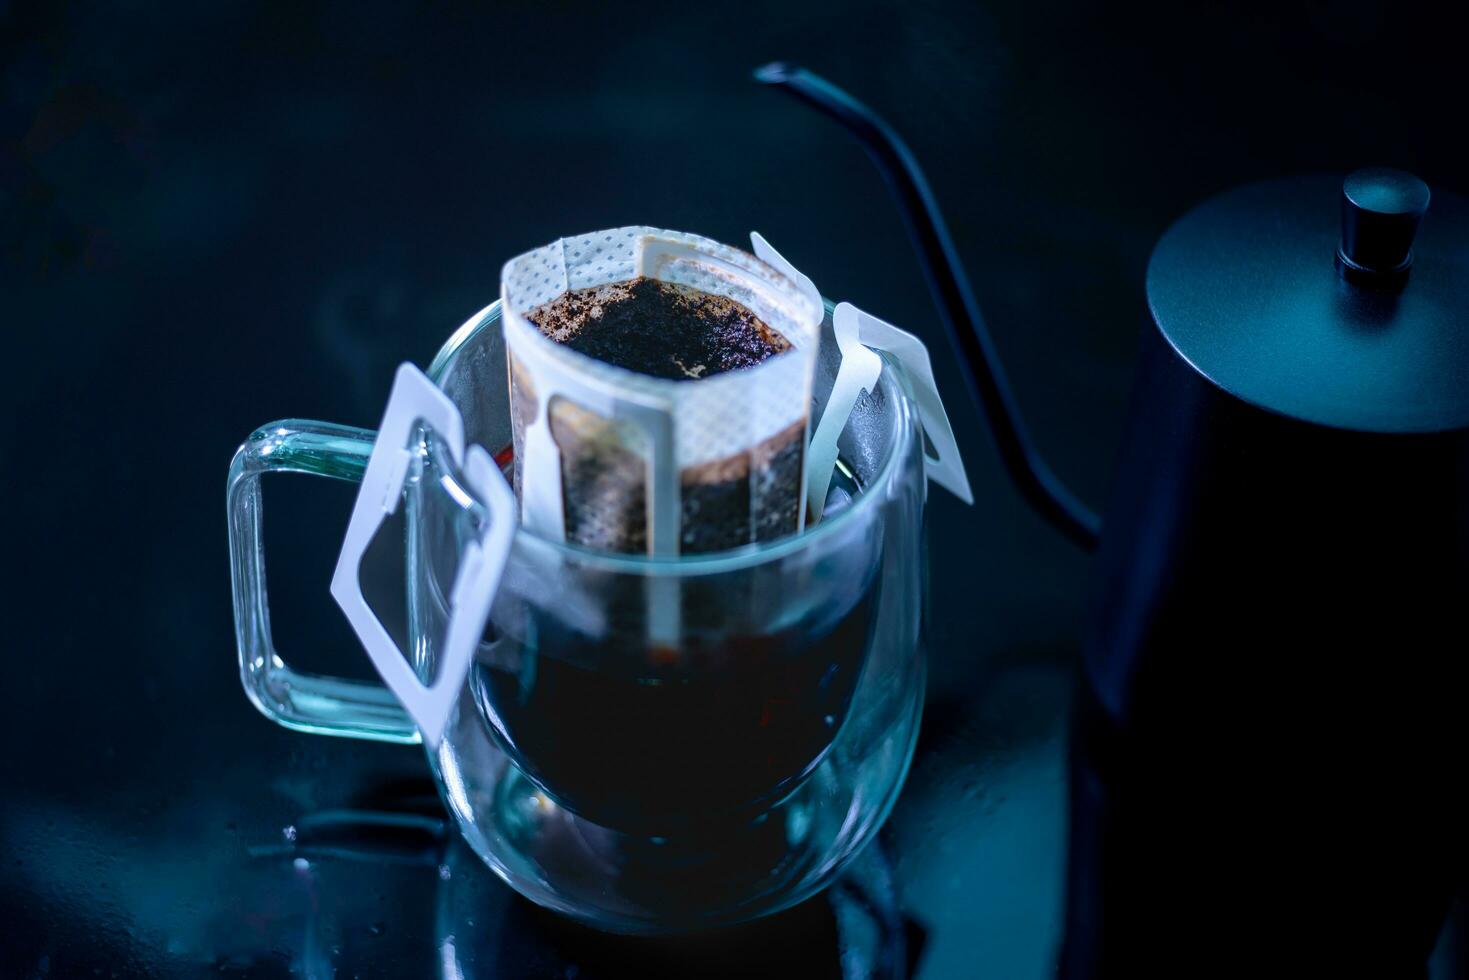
[472,468,876,835]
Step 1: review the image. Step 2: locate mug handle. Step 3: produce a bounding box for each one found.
[227,419,420,744]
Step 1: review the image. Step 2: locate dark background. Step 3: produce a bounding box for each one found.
[2,1,1464,976]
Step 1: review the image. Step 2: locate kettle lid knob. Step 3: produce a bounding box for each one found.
[1337,167,1430,280]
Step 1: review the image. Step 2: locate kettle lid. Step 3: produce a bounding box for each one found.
[1146,169,1469,433]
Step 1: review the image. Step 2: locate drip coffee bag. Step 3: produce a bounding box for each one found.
[501,227,822,555]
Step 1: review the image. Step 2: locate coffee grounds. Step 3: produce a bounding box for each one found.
[526,277,790,380]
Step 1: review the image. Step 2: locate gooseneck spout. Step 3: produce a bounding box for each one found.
[755,62,1101,551]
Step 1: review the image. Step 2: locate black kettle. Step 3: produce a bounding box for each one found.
[759,64,1469,977]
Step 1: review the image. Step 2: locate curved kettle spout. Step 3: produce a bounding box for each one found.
[755,62,1101,552]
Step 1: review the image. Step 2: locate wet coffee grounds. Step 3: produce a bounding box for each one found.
[526,277,790,380]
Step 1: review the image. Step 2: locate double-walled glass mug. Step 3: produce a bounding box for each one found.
[227,300,936,933]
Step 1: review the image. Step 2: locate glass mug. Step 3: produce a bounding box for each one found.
[228,300,929,932]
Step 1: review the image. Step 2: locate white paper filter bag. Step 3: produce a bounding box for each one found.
[501,227,823,557]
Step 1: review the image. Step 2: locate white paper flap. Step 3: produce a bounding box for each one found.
[804,303,884,520]
[330,363,519,749]
[750,231,823,322]
[827,302,973,506]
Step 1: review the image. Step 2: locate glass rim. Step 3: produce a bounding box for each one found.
[423,298,918,575]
